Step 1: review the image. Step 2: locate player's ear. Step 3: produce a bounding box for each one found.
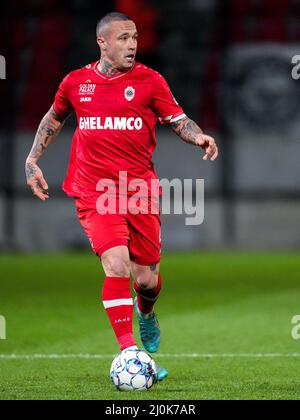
[97,36,107,51]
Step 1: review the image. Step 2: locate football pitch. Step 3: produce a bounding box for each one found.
[0,252,300,400]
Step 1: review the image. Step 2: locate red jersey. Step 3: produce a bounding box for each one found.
[52,61,186,198]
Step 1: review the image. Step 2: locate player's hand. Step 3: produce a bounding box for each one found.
[198,134,218,161]
[25,160,49,201]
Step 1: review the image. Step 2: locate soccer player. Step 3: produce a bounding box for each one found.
[25,12,218,381]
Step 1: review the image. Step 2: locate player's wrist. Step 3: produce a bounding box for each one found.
[26,157,38,166]
[196,134,205,148]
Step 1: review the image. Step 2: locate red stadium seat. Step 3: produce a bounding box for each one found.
[230,0,253,15]
[259,0,294,17]
[258,18,288,42]
[18,14,70,130]
[230,19,248,43]
[115,0,159,53]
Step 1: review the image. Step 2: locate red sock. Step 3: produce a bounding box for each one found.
[102,276,137,351]
[133,273,162,315]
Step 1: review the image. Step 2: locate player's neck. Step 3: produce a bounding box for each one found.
[98,58,132,77]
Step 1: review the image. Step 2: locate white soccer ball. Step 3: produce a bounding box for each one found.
[110,349,157,391]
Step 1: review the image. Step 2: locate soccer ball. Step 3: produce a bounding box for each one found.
[110,349,157,391]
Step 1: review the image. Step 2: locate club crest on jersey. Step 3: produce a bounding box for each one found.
[125,86,135,102]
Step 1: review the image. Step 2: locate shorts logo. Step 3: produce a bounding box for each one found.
[125,86,135,102]
[79,83,96,95]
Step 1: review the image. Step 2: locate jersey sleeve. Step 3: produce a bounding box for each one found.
[52,74,73,118]
[151,73,186,124]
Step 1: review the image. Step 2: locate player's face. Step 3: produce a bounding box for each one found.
[99,21,138,70]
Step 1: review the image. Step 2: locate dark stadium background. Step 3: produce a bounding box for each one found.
[1,0,300,401]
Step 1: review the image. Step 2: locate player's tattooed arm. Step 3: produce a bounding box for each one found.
[171,117,203,145]
[25,106,70,201]
[170,117,219,161]
[26,106,68,162]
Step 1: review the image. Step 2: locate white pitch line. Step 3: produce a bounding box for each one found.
[0,353,300,360]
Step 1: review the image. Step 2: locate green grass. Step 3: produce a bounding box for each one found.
[0,252,300,400]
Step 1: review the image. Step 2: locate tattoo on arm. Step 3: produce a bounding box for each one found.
[170,117,203,146]
[25,162,37,180]
[27,107,67,162]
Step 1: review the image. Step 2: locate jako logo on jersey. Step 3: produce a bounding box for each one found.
[79,83,96,95]
[125,86,135,101]
[80,97,92,102]
[79,117,143,131]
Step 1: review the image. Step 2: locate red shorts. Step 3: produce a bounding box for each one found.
[75,196,161,265]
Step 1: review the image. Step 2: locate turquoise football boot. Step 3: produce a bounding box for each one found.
[134,298,161,353]
[156,364,169,382]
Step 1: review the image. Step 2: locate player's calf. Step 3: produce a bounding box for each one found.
[133,272,162,353]
[100,246,137,351]
[102,276,137,351]
[134,272,162,316]
[101,246,131,277]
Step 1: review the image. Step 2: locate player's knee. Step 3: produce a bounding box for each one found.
[102,255,131,277]
[135,272,158,290]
